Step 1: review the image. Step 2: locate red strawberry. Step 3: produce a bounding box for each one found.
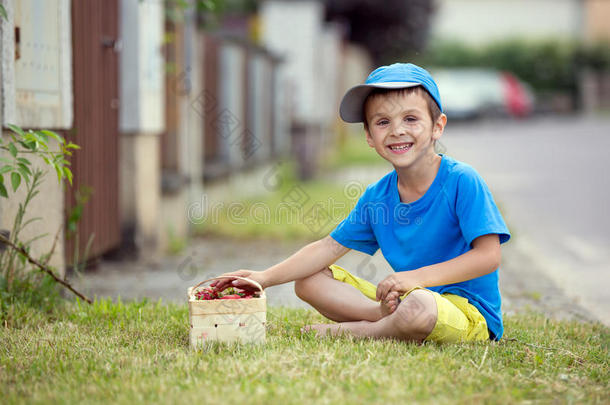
[220,294,241,299]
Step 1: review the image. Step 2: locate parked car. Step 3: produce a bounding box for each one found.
[432,68,534,120]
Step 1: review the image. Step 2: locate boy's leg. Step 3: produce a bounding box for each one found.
[302,289,438,342]
[294,267,385,322]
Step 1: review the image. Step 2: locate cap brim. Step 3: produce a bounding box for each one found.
[339,82,422,123]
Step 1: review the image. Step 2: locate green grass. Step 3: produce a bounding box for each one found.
[195,175,362,241]
[194,143,386,241]
[194,135,388,241]
[165,225,187,256]
[1,298,608,404]
[324,134,386,168]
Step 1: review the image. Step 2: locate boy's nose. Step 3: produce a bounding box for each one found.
[390,120,406,136]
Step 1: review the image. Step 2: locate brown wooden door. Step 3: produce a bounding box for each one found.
[65,0,120,265]
[203,35,222,179]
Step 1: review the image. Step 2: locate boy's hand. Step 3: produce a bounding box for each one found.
[209,270,267,293]
[376,272,423,302]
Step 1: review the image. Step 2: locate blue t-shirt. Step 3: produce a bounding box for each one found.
[330,154,511,340]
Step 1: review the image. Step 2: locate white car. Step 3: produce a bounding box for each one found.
[433,68,534,119]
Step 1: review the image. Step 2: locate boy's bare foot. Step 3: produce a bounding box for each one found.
[379,291,401,319]
[301,322,369,337]
[300,320,378,339]
[301,324,342,337]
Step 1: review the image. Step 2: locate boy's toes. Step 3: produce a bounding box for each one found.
[380,291,401,317]
[387,291,402,310]
[301,324,334,337]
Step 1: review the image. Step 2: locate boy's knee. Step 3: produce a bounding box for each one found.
[294,267,332,299]
[293,278,308,299]
[393,289,438,340]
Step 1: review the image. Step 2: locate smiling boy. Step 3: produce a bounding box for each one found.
[213,63,511,343]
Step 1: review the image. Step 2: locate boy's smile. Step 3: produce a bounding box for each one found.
[387,141,413,154]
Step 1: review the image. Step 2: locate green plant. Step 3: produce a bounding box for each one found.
[416,38,610,95]
[0,269,62,320]
[166,225,187,255]
[164,0,225,23]
[65,185,95,275]
[0,124,88,304]
[576,40,610,72]
[165,0,221,12]
[0,302,607,403]
[194,168,363,241]
[323,134,388,169]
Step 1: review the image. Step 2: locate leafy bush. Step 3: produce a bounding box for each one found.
[417,39,610,94]
[576,41,610,72]
[0,272,62,323]
[0,3,91,314]
[0,124,86,313]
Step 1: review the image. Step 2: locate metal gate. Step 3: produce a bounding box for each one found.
[65,0,120,264]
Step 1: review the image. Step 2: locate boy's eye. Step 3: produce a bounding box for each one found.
[404,116,417,123]
[376,119,389,126]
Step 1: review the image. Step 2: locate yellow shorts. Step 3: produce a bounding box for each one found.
[329,264,490,343]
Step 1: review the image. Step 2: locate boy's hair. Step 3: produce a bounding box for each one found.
[362,86,442,130]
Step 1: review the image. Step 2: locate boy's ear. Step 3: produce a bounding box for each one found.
[364,127,375,148]
[432,113,448,141]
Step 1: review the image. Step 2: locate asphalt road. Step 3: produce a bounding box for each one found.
[441,115,610,325]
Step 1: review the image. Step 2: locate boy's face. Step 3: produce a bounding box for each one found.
[364,90,446,170]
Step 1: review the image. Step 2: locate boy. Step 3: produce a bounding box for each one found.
[212,63,510,343]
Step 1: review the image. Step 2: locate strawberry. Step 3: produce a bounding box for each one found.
[194,283,260,300]
[220,294,242,299]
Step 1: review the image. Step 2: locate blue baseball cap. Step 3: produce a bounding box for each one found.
[339,63,443,123]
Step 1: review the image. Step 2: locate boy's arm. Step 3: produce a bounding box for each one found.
[376,233,501,301]
[212,236,350,290]
[262,235,350,287]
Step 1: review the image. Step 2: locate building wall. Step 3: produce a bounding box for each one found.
[335,44,373,140]
[2,0,73,128]
[271,65,291,157]
[118,0,165,258]
[159,11,205,253]
[219,42,247,170]
[431,0,583,44]
[0,0,71,276]
[260,0,325,123]
[195,31,293,224]
[584,0,610,41]
[119,0,164,133]
[248,53,270,162]
[259,1,348,179]
[182,23,205,242]
[119,133,160,255]
[319,24,342,125]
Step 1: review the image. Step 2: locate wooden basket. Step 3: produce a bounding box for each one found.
[188,276,266,348]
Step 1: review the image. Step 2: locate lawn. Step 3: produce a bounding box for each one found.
[323,133,387,169]
[194,171,362,241]
[1,298,608,404]
[194,138,389,242]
